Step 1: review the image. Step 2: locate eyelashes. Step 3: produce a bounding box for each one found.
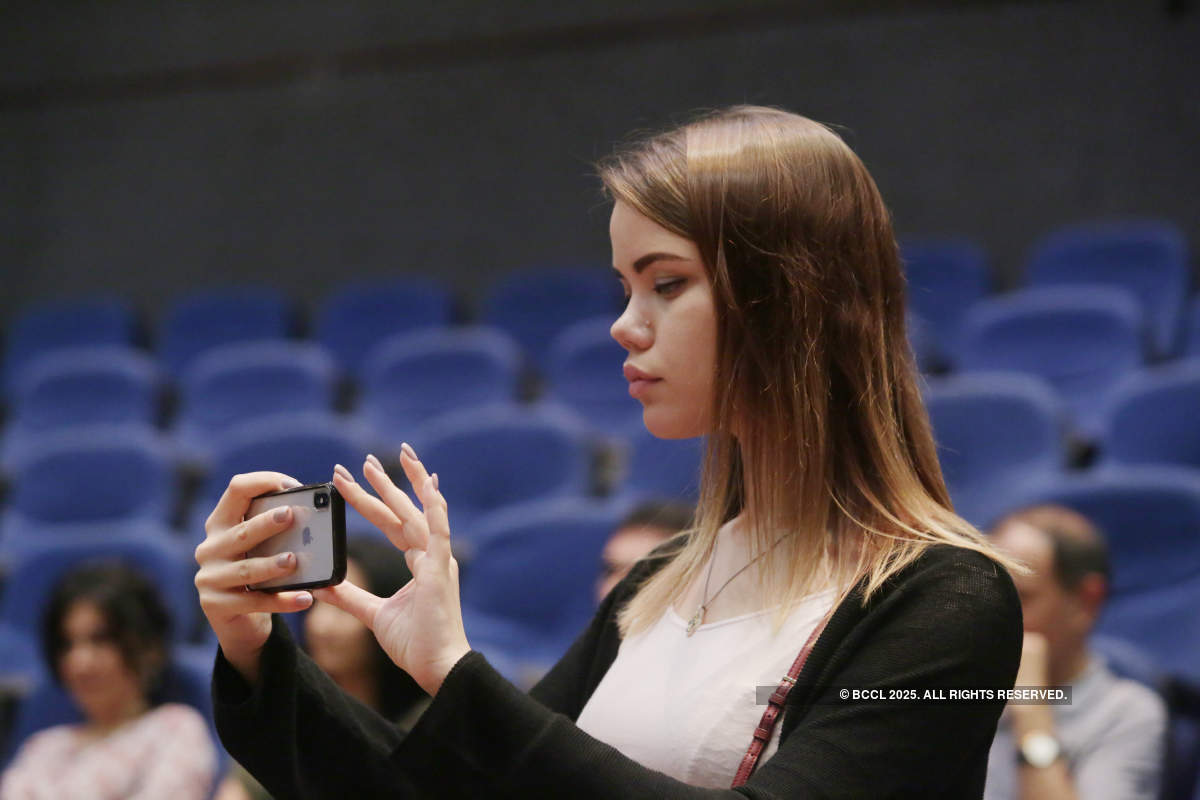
[617,277,687,306]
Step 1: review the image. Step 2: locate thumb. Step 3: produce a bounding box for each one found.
[313,580,382,630]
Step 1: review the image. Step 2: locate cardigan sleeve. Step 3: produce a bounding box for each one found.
[214,546,1021,799]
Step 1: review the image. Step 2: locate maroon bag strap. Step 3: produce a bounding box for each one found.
[731,611,832,788]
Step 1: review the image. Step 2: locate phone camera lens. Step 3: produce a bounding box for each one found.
[314,492,330,509]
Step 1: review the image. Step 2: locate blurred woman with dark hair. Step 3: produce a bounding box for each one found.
[1,562,215,799]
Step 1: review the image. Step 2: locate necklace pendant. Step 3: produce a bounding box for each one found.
[686,608,703,636]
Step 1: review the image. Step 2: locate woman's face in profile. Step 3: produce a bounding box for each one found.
[305,559,375,677]
[609,201,717,439]
[58,601,148,724]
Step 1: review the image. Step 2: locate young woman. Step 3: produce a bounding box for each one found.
[1,563,216,800]
[194,105,1023,797]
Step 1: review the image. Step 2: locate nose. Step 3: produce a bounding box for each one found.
[610,301,652,352]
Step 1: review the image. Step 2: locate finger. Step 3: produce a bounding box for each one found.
[312,580,383,630]
[195,552,299,591]
[203,588,314,618]
[332,469,426,551]
[398,443,432,502]
[416,473,452,567]
[196,504,298,564]
[361,458,429,549]
[207,472,301,533]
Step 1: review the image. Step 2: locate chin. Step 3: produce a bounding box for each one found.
[641,407,708,440]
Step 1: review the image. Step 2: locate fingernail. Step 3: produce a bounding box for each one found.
[432,472,439,491]
[276,552,294,567]
[273,506,292,523]
[334,463,353,482]
[296,592,313,608]
[281,477,302,489]
[366,453,383,471]
[401,442,417,461]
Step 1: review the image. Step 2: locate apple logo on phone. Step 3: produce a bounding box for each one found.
[302,527,312,547]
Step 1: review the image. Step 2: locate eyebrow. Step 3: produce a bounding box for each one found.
[612,252,691,277]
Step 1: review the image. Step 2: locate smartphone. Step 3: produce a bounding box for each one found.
[244,482,347,592]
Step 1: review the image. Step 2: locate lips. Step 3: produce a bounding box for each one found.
[624,364,661,399]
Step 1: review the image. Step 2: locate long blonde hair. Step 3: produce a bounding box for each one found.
[599,106,1021,636]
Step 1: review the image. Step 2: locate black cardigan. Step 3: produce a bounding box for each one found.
[213,542,1022,799]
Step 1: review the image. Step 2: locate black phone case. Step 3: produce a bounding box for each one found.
[245,482,347,593]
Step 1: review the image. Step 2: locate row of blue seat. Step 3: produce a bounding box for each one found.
[903,219,1193,361]
[2,268,624,391]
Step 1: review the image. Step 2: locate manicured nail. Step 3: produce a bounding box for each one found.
[431,473,439,491]
[401,442,417,461]
[281,477,302,489]
[296,592,313,608]
[273,506,292,523]
[276,552,294,567]
[366,453,384,471]
[334,463,353,482]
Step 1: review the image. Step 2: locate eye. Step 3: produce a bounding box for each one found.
[654,278,686,297]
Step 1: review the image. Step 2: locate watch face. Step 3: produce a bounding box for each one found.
[1020,732,1061,768]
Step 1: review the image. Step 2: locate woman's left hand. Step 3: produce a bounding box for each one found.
[314,446,471,696]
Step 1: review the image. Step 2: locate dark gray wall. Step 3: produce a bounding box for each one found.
[1,0,1196,328]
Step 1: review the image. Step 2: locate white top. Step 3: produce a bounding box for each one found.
[575,587,837,788]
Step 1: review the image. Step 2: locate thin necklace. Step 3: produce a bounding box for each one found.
[686,531,793,637]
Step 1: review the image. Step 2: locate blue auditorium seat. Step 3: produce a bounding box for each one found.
[1026,220,1189,358]
[1185,296,1200,360]
[480,267,623,366]
[1100,362,1200,469]
[175,341,338,461]
[1,347,161,468]
[2,426,176,537]
[906,312,941,374]
[1012,466,1200,685]
[0,533,198,645]
[0,623,42,691]
[923,372,1067,528]
[316,278,455,376]
[157,287,292,377]
[613,430,705,507]
[542,316,642,435]
[199,412,371,502]
[955,286,1144,439]
[460,498,621,681]
[408,404,591,539]
[900,237,990,365]
[356,326,522,446]
[3,297,137,393]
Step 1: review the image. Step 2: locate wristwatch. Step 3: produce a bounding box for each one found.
[1017,731,1062,768]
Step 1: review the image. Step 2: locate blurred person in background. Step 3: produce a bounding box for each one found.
[0,562,215,800]
[596,500,692,603]
[985,504,1167,800]
[216,537,430,800]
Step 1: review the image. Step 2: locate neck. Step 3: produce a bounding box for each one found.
[1049,643,1092,685]
[85,695,149,737]
[332,668,380,712]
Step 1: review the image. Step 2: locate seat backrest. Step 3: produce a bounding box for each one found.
[176,341,338,457]
[358,326,522,443]
[900,237,990,359]
[6,425,175,526]
[616,430,705,505]
[544,316,642,434]
[481,267,623,366]
[461,498,620,639]
[158,287,292,376]
[316,278,454,376]
[408,404,591,533]
[4,297,137,392]
[1026,220,1189,357]
[1100,362,1200,470]
[956,286,1145,438]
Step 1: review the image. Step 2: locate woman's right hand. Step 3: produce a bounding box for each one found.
[194,472,316,684]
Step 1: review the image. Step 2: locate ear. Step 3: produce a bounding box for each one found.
[1073,573,1107,621]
